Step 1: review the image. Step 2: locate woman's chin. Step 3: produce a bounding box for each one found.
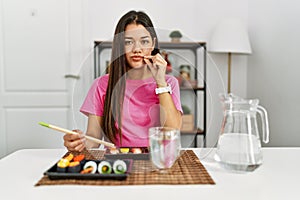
[130,63,146,69]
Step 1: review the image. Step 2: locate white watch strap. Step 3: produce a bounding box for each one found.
[155,84,172,94]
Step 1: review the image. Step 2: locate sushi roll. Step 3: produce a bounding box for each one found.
[98,161,112,174]
[81,161,97,174]
[113,160,127,174]
[67,161,81,173]
[57,158,70,172]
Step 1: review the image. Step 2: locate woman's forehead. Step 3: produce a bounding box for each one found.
[124,24,151,38]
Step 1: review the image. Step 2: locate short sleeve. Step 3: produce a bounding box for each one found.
[80,75,108,116]
[166,75,183,114]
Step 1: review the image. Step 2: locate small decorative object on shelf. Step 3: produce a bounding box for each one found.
[169,30,182,42]
[180,64,191,82]
[162,51,172,73]
[181,105,194,132]
[178,65,197,88]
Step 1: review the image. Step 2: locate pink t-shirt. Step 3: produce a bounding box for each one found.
[80,74,182,147]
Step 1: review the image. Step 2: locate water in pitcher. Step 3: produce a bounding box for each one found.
[214,133,263,172]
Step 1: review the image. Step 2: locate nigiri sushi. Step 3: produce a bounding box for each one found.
[131,148,142,154]
[109,147,119,154]
[120,148,129,154]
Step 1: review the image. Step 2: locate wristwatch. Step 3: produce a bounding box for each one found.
[155,84,172,95]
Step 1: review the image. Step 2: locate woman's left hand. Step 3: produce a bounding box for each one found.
[144,53,167,86]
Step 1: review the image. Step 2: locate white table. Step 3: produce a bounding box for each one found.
[0,148,299,200]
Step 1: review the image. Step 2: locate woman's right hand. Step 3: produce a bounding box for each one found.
[63,129,86,152]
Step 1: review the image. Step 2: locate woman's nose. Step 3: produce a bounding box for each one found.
[132,41,142,52]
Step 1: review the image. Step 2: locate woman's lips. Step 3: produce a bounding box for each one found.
[131,55,144,61]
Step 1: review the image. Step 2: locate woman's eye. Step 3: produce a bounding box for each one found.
[141,40,150,46]
[125,40,133,46]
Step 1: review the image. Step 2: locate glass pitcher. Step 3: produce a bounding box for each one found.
[214,93,269,172]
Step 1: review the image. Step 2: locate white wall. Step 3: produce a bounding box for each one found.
[247,0,300,147]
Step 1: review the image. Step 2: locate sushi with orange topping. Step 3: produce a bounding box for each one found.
[67,161,81,173]
[81,161,97,174]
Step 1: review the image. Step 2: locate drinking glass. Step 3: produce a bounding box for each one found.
[149,127,181,169]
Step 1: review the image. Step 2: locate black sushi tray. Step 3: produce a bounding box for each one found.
[44,159,133,180]
[104,147,150,160]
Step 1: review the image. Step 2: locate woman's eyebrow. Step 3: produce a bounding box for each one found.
[124,36,133,39]
[124,36,150,40]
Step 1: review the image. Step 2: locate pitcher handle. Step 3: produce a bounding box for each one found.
[257,105,269,143]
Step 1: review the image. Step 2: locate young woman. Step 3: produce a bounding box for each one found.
[64,10,182,152]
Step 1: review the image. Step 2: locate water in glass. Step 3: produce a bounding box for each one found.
[149,127,181,169]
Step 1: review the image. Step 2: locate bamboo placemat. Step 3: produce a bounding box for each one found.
[35,150,215,186]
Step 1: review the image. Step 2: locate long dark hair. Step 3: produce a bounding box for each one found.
[102,10,160,144]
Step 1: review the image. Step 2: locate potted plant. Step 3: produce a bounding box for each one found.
[169,30,182,42]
